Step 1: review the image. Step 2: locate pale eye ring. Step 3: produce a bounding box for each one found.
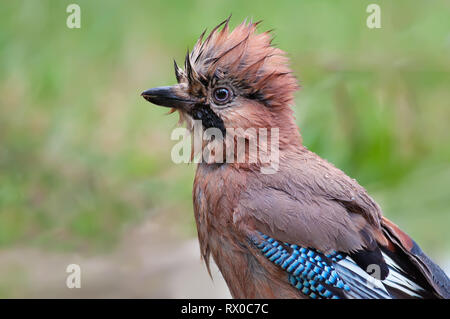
[212,87,232,104]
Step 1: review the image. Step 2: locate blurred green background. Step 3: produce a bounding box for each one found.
[0,0,449,297]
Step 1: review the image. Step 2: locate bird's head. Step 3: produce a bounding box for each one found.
[142,18,302,158]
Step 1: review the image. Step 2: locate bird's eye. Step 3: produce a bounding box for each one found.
[212,87,232,105]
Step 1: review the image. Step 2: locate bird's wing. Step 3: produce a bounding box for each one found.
[235,179,450,298]
[250,227,450,299]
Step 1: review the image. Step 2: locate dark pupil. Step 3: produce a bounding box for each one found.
[215,88,229,101]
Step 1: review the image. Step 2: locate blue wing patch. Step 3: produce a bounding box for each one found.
[251,232,351,299]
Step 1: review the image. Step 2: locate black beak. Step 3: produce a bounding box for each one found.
[141,86,192,109]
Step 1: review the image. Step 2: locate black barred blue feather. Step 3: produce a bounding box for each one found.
[251,232,351,299]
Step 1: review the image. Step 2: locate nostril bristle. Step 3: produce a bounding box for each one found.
[167,108,176,115]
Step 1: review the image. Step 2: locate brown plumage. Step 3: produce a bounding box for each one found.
[141,18,449,299]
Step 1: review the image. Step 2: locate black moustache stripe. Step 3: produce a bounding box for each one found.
[189,104,226,136]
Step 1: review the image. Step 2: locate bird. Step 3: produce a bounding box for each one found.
[141,17,450,299]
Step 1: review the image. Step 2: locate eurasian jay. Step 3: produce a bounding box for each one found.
[141,18,449,299]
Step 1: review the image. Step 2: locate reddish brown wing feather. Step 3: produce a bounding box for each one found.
[381,217,414,251]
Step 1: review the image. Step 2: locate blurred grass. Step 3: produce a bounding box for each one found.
[0,0,449,259]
